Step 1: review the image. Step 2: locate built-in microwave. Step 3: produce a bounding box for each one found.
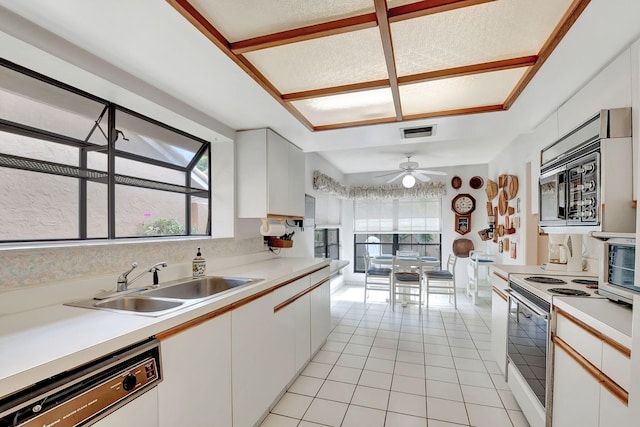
[596,234,637,305]
[538,108,634,233]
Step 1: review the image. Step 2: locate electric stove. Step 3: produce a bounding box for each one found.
[508,273,604,304]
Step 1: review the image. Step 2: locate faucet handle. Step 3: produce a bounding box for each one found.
[122,262,139,278]
[117,262,138,291]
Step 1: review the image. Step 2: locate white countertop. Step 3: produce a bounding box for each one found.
[553,296,633,349]
[0,257,330,398]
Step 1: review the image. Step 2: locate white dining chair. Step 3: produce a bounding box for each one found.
[364,253,391,303]
[391,257,425,311]
[424,254,457,308]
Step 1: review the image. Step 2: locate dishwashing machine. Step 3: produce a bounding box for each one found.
[0,338,161,426]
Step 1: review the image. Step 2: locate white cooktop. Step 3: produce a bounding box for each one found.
[509,273,605,304]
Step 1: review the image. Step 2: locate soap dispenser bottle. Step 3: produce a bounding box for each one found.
[192,247,206,278]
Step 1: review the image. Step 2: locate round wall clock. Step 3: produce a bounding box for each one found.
[451,194,476,215]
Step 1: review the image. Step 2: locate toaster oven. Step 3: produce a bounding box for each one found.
[597,233,637,305]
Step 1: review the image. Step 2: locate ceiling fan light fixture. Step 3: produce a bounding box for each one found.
[402,174,416,188]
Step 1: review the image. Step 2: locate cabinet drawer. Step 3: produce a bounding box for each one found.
[273,276,310,305]
[556,312,602,368]
[309,266,330,285]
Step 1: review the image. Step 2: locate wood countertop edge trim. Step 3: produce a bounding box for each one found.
[555,307,631,358]
[492,271,509,282]
[553,335,629,406]
[156,264,329,341]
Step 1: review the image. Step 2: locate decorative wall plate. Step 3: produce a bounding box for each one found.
[451,176,462,189]
[469,176,484,189]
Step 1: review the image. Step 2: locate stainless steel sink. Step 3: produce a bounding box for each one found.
[94,296,183,312]
[145,276,256,299]
[65,276,259,316]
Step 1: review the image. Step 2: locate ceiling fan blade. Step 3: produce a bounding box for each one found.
[415,168,447,176]
[386,172,405,183]
[413,171,431,182]
[375,170,403,178]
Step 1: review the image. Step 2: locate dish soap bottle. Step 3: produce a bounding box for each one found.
[192,247,206,278]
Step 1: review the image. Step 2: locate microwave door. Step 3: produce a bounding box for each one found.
[539,167,567,226]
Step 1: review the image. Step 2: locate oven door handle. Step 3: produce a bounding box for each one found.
[504,288,549,319]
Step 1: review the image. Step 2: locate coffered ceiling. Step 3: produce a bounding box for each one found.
[169,0,587,131]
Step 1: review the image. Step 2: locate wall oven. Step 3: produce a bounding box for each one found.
[506,284,551,427]
[538,108,634,233]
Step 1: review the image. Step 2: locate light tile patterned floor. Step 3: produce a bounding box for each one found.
[260,285,530,427]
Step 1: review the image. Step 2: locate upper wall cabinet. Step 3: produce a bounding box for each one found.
[237,128,305,218]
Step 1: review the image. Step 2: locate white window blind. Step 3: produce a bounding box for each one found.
[354,198,441,233]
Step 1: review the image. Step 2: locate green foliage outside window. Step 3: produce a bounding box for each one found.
[137,218,186,236]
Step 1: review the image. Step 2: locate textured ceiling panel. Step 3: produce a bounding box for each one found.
[291,88,396,126]
[399,68,528,115]
[244,28,388,94]
[191,0,375,42]
[392,0,574,76]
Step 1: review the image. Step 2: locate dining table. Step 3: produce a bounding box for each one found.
[372,254,440,270]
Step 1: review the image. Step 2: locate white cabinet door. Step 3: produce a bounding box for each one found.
[310,280,331,355]
[491,287,508,375]
[267,130,290,216]
[274,292,311,382]
[237,129,268,218]
[288,143,305,218]
[552,343,600,427]
[93,388,158,427]
[232,293,278,427]
[599,385,630,427]
[158,313,232,427]
[237,128,305,218]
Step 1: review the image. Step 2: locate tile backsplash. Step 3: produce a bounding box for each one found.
[0,237,265,290]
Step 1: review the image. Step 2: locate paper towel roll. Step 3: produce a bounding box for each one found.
[260,221,286,237]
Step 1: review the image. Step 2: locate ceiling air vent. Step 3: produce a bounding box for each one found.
[401,125,436,139]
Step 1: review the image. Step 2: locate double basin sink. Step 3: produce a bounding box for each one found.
[66,276,260,316]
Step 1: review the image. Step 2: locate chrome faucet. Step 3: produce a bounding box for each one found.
[116,261,168,292]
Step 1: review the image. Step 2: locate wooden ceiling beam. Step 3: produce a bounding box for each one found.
[398,55,538,85]
[504,0,590,109]
[231,13,377,54]
[313,104,504,131]
[402,104,505,121]
[281,55,535,101]
[282,79,390,102]
[388,0,496,23]
[166,0,315,130]
[374,0,403,121]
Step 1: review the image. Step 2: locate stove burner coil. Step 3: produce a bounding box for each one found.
[549,288,590,296]
[525,276,567,284]
[571,279,598,285]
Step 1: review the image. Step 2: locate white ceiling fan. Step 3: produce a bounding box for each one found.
[375,155,447,188]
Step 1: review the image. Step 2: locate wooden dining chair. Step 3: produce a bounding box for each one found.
[391,257,425,311]
[364,253,391,303]
[424,254,457,308]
